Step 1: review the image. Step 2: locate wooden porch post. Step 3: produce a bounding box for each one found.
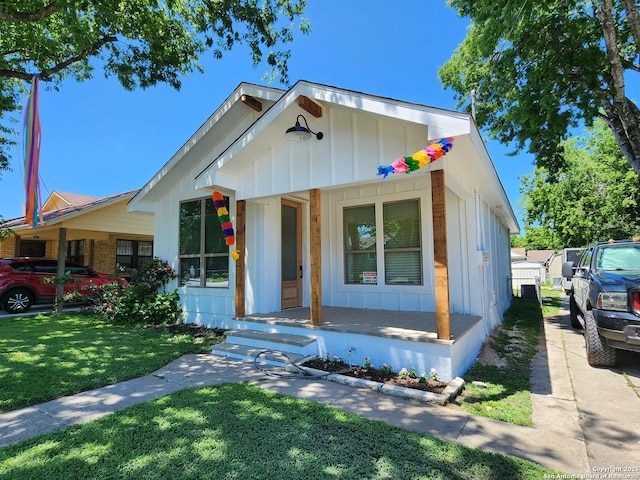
[235,200,246,318]
[431,170,451,340]
[55,228,67,315]
[13,235,21,257]
[309,189,322,326]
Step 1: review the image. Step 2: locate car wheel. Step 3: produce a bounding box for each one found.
[569,295,582,329]
[1,288,34,314]
[584,310,616,367]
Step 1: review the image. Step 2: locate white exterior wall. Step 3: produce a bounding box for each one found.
[144,86,514,332]
[149,107,270,326]
[511,262,545,290]
[323,178,437,312]
[234,173,487,319]
[475,194,513,328]
[208,105,428,200]
[167,173,496,325]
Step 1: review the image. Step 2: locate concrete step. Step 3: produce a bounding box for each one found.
[212,342,312,367]
[225,329,317,346]
[222,329,318,356]
[212,329,319,367]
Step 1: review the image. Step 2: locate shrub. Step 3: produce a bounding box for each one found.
[71,258,183,325]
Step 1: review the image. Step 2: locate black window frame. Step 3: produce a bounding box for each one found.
[179,196,230,288]
[116,239,154,270]
[66,239,85,265]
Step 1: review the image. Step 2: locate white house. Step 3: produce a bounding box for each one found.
[128,80,519,381]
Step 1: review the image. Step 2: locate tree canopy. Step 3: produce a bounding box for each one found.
[439,0,640,176]
[0,0,309,177]
[519,120,640,248]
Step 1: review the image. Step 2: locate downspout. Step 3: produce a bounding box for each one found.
[474,190,491,336]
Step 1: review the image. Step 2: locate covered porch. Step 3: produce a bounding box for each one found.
[242,307,480,342]
[211,307,486,382]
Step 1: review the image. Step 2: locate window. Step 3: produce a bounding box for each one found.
[383,200,422,284]
[343,199,422,285]
[66,240,85,264]
[19,240,46,257]
[179,197,230,288]
[116,239,153,270]
[344,205,377,284]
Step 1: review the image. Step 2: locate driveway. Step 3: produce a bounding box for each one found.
[538,296,640,473]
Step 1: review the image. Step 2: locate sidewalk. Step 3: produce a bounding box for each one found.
[0,304,590,474]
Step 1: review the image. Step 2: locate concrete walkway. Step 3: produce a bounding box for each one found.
[0,301,616,475]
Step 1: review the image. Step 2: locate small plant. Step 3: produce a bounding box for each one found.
[398,368,417,380]
[323,353,346,369]
[429,367,439,381]
[379,363,392,375]
[363,356,373,371]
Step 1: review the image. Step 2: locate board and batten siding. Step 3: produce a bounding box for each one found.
[145,95,277,325]
[168,172,513,326]
[237,107,426,201]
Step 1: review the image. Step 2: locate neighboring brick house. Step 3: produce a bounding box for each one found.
[0,190,154,275]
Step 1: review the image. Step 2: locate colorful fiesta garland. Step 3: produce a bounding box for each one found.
[212,191,240,261]
[377,137,454,178]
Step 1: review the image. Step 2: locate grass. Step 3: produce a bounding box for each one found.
[455,288,561,426]
[0,383,560,480]
[0,312,223,412]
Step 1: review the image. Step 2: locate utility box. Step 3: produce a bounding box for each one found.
[521,284,538,302]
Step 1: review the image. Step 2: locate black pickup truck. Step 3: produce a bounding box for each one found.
[562,240,640,366]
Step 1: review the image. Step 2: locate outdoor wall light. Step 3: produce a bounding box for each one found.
[284,114,323,141]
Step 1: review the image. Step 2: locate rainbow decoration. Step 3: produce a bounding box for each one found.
[213,191,234,246]
[377,137,455,178]
[23,76,43,226]
[212,191,240,261]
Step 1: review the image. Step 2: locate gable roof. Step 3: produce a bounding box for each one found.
[193,79,473,187]
[128,82,284,211]
[42,191,99,213]
[128,79,519,233]
[527,250,554,263]
[2,190,139,230]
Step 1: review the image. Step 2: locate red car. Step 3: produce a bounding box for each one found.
[0,258,122,314]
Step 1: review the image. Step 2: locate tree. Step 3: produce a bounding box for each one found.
[0,0,309,176]
[439,0,640,176]
[519,120,640,247]
[510,227,559,250]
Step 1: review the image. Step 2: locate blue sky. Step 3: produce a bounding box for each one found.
[1,1,533,223]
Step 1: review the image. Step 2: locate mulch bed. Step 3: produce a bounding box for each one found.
[151,323,227,338]
[301,358,448,394]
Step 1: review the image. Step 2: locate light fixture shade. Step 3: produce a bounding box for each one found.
[284,114,323,141]
[285,123,312,142]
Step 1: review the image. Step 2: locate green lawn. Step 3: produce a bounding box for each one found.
[455,289,561,425]
[0,306,567,478]
[0,312,222,412]
[0,383,560,480]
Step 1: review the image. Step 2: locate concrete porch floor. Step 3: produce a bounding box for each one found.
[240,307,482,344]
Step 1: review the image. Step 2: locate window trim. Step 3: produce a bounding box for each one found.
[179,196,231,288]
[116,239,154,270]
[382,199,423,286]
[338,191,430,291]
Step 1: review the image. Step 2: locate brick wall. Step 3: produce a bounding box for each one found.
[93,239,116,274]
[1,232,153,275]
[0,236,16,257]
